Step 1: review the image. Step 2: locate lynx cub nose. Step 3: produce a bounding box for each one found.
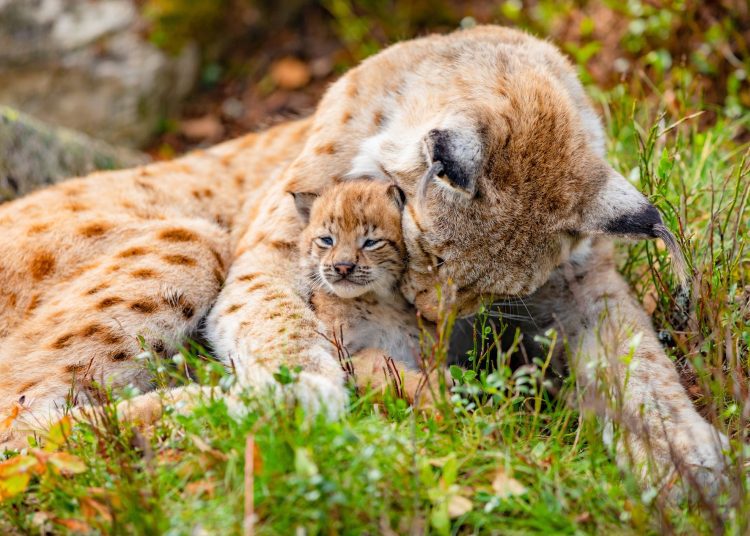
[333,262,356,276]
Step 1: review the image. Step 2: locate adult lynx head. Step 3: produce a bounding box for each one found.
[287,26,684,320]
[294,180,407,299]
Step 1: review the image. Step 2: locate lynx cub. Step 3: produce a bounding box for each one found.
[293,180,423,368]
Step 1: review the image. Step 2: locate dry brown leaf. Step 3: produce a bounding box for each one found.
[47,452,86,475]
[269,57,311,90]
[447,494,473,518]
[491,467,527,499]
[190,434,228,460]
[574,511,592,523]
[180,115,224,140]
[80,497,112,523]
[186,479,217,498]
[157,448,184,464]
[54,517,93,532]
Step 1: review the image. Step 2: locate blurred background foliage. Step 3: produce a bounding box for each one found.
[135,0,750,156]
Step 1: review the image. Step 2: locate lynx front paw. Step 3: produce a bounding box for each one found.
[232,345,349,420]
[288,370,349,420]
[663,428,729,504]
[620,422,729,503]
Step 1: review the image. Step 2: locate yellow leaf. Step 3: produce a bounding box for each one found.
[47,452,86,475]
[491,467,527,499]
[0,454,41,478]
[447,495,473,518]
[45,416,72,452]
[0,473,31,501]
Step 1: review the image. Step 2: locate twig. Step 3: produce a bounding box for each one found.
[244,434,255,536]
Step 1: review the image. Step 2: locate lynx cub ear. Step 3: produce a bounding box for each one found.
[387,184,406,211]
[422,128,483,198]
[291,192,319,224]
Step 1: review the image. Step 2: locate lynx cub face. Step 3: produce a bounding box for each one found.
[293,180,422,366]
[294,180,407,300]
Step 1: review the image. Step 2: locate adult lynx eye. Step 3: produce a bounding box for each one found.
[362,238,383,250]
[316,236,334,247]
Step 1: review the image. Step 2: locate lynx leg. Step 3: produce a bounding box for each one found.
[506,240,727,501]
[553,256,729,501]
[0,218,230,451]
[206,239,348,419]
[573,285,728,501]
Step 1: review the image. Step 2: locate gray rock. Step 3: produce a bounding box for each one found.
[0,105,148,202]
[0,0,198,148]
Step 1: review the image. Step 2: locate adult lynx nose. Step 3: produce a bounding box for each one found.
[334,261,356,276]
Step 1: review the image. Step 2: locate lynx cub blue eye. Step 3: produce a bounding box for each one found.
[317,236,334,247]
[363,239,381,249]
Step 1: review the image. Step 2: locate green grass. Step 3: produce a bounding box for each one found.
[2,64,749,536]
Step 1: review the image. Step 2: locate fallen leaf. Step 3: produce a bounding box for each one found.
[0,473,31,501]
[54,517,93,532]
[0,454,41,478]
[157,448,184,464]
[180,115,224,140]
[269,57,311,90]
[575,511,592,523]
[186,479,216,497]
[189,435,228,461]
[87,487,121,509]
[447,494,473,518]
[47,452,86,475]
[309,56,333,78]
[491,467,527,499]
[81,496,113,522]
[45,416,72,452]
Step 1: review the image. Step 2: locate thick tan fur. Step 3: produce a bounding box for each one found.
[0,26,725,499]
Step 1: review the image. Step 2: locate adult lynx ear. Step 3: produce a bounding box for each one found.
[421,128,483,198]
[290,192,318,224]
[582,172,688,283]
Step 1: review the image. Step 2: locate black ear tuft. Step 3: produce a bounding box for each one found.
[387,184,406,211]
[603,203,662,238]
[290,192,318,224]
[425,128,482,197]
[602,203,688,285]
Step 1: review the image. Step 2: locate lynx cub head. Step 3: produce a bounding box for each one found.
[293,180,407,300]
